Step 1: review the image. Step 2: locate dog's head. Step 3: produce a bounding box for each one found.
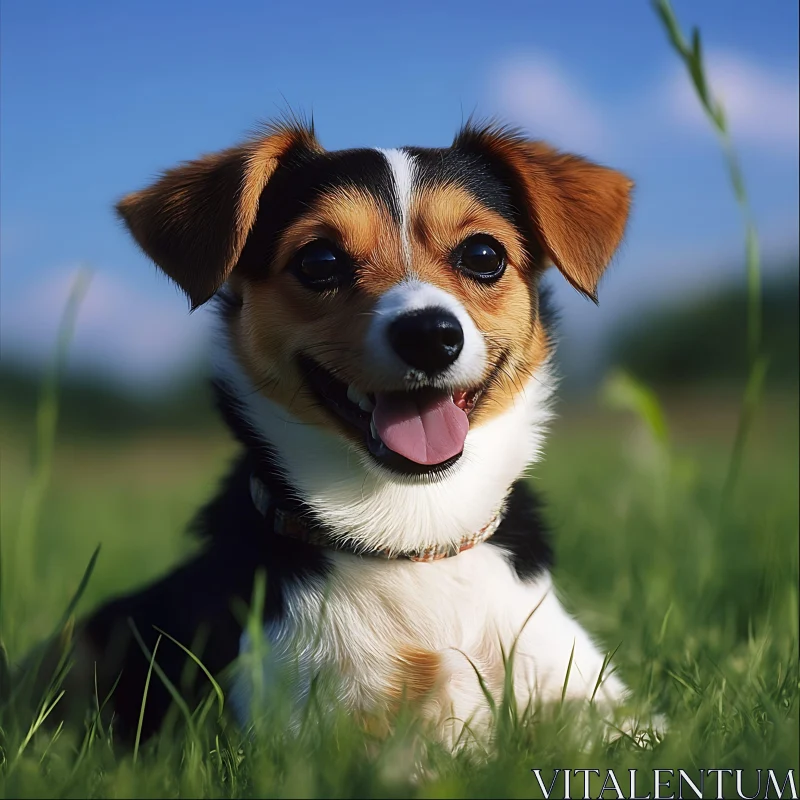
[117,121,631,479]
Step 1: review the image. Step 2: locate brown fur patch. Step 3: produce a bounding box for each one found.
[271,186,404,289]
[454,124,633,301]
[312,648,442,740]
[116,123,321,308]
[387,646,442,703]
[410,182,528,272]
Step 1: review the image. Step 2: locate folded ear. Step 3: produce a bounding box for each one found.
[116,123,321,309]
[454,124,633,301]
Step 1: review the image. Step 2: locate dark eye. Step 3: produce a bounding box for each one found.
[455,235,506,282]
[291,239,354,291]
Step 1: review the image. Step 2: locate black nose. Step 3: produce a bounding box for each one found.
[388,308,464,374]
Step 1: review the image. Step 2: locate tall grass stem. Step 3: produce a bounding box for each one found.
[3,268,92,631]
[653,0,765,511]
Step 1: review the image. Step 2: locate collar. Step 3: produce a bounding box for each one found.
[249,474,505,563]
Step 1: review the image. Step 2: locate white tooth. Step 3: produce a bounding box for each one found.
[370,416,379,441]
[348,383,375,412]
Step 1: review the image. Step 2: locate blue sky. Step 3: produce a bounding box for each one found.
[1,0,797,386]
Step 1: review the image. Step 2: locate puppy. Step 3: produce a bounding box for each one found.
[34,120,635,749]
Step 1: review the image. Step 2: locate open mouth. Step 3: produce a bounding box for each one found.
[297,355,483,475]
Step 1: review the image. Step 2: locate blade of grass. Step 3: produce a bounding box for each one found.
[128,620,197,741]
[455,649,497,720]
[591,642,622,704]
[0,640,10,705]
[666,669,699,696]
[10,544,103,717]
[133,633,162,765]
[59,670,122,799]
[718,354,769,512]
[9,269,92,614]
[37,719,64,765]
[560,640,576,706]
[499,591,549,733]
[602,370,670,451]
[12,687,66,767]
[244,569,268,724]
[55,545,102,631]
[653,0,766,509]
[153,625,225,723]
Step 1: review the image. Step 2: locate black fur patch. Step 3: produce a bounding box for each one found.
[489,480,554,581]
[236,147,398,282]
[404,145,519,225]
[451,124,550,269]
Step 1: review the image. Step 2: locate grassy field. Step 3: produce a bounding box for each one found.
[1,387,797,798]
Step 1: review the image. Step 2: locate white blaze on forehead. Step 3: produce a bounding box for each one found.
[377,148,416,269]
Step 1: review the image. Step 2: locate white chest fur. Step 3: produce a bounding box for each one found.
[232,543,627,748]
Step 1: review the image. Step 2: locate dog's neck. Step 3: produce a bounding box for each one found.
[211,328,556,556]
[248,472,508,561]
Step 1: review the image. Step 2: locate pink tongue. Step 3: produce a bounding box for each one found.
[372,392,469,465]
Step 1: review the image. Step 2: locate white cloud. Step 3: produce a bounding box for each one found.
[666,51,799,152]
[486,54,607,154]
[0,266,211,386]
[487,49,798,159]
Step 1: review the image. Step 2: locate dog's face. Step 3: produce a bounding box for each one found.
[118,123,631,480]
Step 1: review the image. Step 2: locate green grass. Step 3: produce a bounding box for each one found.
[0,392,798,798]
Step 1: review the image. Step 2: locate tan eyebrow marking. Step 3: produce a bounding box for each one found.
[271,185,403,274]
[410,182,527,268]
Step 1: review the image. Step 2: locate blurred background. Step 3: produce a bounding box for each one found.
[0,0,797,652]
